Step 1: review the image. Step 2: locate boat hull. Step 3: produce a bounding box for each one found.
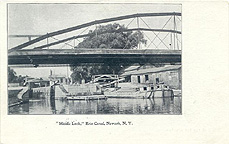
[104,91,145,98]
[105,90,174,99]
[153,90,173,98]
[66,95,107,100]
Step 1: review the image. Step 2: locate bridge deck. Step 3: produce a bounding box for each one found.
[8,49,181,65]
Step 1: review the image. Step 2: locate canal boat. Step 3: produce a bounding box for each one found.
[66,95,107,100]
[145,84,174,98]
[59,82,107,101]
[65,83,107,100]
[104,82,174,99]
[103,86,146,98]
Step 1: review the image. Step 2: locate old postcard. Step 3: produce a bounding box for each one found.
[7,3,182,115]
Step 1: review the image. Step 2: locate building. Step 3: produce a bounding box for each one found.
[24,78,50,88]
[49,75,71,85]
[49,70,72,85]
[121,65,181,89]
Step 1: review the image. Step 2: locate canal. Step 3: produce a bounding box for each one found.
[9,96,182,115]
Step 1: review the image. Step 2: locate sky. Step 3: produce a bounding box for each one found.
[8,3,181,78]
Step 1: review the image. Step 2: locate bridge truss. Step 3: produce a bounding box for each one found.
[8,12,182,66]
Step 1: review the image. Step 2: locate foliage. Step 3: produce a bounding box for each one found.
[8,67,17,83]
[8,67,26,84]
[70,64,124,83]
[76,23,146,49]
[71,23,147,83]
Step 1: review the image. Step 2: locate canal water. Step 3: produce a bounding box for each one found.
[9,96,182,115]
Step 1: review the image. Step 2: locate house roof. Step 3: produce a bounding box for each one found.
[121,65,181,76]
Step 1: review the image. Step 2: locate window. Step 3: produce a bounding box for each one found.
[156,78,159,84]
[125,76,131,82]
[151,87,154,90]
[143,87,147,90]
[145,75,149,81]
[137,76,141,83]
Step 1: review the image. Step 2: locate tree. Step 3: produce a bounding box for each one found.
[8,67,26,85]
[71,23,147,83]
[76,23,146,49]
[8,67,17,83]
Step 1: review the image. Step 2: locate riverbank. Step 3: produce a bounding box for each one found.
[8,88,22,106]
[8,86,30,107]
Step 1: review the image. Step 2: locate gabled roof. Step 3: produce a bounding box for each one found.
[121,65,181,76]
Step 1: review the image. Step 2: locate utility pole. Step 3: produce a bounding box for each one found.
[137,16,140,49]
[47,33,49,49]
[170,32,172,49]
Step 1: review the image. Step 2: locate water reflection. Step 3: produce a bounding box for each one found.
[9,102,29,115]
[9,96,182,114]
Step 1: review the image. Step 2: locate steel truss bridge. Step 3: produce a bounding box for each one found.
[8,12,182,67]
